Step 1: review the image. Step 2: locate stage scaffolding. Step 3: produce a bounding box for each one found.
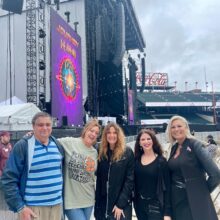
[26,0,46,109]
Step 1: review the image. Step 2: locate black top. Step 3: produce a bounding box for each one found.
[134,155,172,217]
[135,156,159,199]
[98,148,112,197]
[168,155,185,183]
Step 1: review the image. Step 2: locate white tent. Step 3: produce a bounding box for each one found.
[0,103,41,131]
[0,96,24,106]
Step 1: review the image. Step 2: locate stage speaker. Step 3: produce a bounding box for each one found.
[112,2,125,67]
[2,0,24,14]
[62,116,68,127]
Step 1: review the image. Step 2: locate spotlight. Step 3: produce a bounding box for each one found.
[64,11,70,23]
[39,60,46,70]
[54,0,60,10]
[39,29,46,38]
[39,93,45,101]
[39,94,46,111]
[39,0,45,9]
[74,21,79,33]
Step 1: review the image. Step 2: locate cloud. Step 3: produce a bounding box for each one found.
[132,0,220,91]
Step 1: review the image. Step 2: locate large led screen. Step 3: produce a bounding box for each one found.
[50,8,83,126]
[128,90,134,125]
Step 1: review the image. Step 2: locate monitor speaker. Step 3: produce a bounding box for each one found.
[62,116,68,126]
[2,0,24,14]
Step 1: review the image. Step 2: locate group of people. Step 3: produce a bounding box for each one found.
[0,112,220,220]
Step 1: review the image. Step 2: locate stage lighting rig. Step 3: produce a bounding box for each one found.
[39,60,46,70]
[54,0,60,10]
[39,29,46,38]
[64,11,70,23]
[74,21,79,33]
[39,0,45,9]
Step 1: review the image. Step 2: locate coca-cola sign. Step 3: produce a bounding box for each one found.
[136,72,168,86]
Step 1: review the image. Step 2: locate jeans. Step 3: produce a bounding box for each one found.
[65,206,93,220]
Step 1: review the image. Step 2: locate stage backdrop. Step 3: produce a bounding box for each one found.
[50,8,83,126]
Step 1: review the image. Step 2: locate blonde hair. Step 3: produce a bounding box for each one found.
[166,115,194,145]
[81,119,101,145]
[98,122,125,162]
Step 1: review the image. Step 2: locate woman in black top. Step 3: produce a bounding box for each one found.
[134,129,171,220]
[166,115,220,220]
[94,122,134,220]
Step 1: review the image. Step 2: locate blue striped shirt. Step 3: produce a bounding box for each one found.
[24,139,63,206]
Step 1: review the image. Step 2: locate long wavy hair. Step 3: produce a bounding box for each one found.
[165,115,194,145]
[134,129,163,160]
[98,122,125,162]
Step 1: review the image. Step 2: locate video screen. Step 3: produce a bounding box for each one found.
[50,8,83,126]
[128,90,134,125]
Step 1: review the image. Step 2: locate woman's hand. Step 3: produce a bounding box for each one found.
[164,216,172,220]
[112,205,125,220]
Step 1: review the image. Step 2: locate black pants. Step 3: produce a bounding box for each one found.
[95,196,132,220]
[171,185,193,220]
[134,197,163,220]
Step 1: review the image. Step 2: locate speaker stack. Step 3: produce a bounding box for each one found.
[2,0,24,14]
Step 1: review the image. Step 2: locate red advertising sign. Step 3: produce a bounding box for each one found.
[136,72,168,86]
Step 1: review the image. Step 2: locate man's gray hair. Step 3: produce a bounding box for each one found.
[32,112,52,125]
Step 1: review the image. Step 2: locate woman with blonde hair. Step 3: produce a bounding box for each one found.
[58,119,101,220]
[94,122,134,220]
[166,115,220,220]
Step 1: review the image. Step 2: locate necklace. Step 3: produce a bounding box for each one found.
[141,153,157,165]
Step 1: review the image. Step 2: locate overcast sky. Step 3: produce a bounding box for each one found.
[132,0,220,92]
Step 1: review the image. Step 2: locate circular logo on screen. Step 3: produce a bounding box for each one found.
[56,58,80,100]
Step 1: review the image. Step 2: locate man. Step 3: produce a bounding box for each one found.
[0,131,12,176]
[207,134,217,145]
[1,112,64,220]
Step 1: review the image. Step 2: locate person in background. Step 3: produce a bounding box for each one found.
[94,122,134,220]
[207,134,217,145]
[166,115,220,220]
[58,119,100,220]
[0,131,12,177]
[133,129,171,220]
[190,130,195,136]
[1,112,64,220]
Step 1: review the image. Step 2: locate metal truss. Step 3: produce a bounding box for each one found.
[26,0,37,104]
[38,0,46,110]
[26,0,46,109]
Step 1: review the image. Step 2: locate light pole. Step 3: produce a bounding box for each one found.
[185,81,188,92]
[211,81,217,124]
[206,82,208,92]
[174,81,177,92]
[195,81,198,90]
